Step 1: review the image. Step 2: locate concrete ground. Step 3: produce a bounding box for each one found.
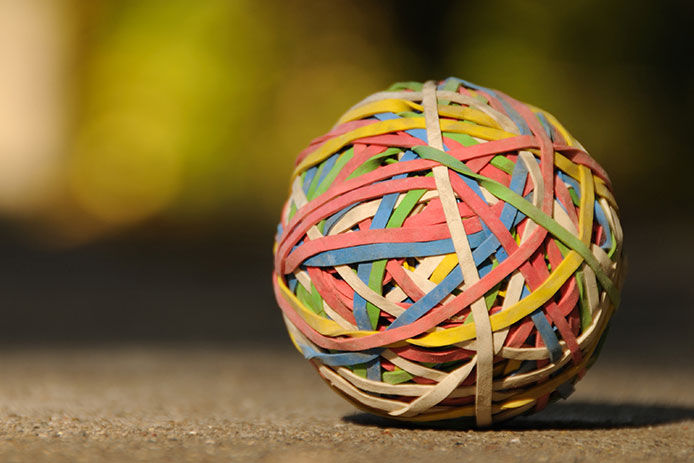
[0,346,691,463]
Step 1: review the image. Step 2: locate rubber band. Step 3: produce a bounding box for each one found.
[273,78,625,425]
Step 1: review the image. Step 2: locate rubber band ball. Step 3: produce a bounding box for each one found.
[272,77,625,426]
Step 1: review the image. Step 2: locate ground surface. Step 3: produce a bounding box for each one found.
[0,347,691,463]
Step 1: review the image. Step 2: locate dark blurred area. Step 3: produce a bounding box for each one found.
[0,1,691,366]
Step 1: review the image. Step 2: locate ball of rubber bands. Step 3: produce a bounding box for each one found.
[273,78,625,426]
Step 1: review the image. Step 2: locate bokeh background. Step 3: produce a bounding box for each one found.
[0,0,691,370]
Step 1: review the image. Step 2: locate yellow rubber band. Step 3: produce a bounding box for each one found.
[293,118,515,180]
[430,253,458,284]
[278,276,375,338]
[578,164,595,245]
[337,99,419,125]
[407,251,584,347]
[338,99,502,130]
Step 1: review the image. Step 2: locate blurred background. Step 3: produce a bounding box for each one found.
[0,0,691,367]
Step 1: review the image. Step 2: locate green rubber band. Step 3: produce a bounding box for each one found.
[346,147,402,181]
[383,368,414,385]
[413,144,620,306]
[311,148,355,200]
[490,155,515,174]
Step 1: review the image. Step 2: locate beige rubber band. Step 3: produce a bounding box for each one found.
[422,80,494,427]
